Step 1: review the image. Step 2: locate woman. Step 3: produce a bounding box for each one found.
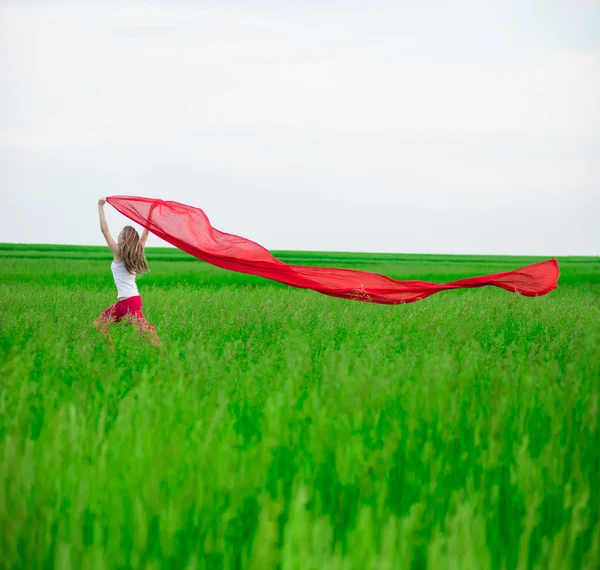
[94,198,161,346]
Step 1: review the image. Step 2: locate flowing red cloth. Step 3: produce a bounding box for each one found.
[106,196,559,305]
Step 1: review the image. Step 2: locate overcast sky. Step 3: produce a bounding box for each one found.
[1,0,599,255]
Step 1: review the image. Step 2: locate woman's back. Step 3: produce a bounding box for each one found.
[111,260,139,300]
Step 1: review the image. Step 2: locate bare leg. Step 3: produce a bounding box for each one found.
[95,305,118,347]
[94,315,115,347]
[127,313,161,346]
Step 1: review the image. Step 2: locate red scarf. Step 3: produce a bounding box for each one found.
[107,196,559,304]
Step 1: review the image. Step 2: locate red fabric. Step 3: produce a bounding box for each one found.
[96,295,157,333]
[106,196,560,305]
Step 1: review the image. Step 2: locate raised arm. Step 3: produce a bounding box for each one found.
[140,227,149,249]
[139,202,158,249]
[98,198,120,258]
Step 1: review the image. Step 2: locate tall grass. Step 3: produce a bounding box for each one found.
[1,248,599,569]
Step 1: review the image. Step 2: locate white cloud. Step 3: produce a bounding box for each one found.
[2,1,599,151]
[0,1,598,255]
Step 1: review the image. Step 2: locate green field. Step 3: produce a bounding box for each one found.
[1,244,599,570]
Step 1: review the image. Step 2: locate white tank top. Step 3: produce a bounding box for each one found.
[111,260,139,299]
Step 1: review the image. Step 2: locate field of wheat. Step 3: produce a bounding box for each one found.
[1,244,598,570]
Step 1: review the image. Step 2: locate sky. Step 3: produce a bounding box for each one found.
[1,0,599,256]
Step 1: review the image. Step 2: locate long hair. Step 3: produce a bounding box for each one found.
[120,226,149,275]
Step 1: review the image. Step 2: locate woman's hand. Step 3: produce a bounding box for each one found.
[98,198,106,207]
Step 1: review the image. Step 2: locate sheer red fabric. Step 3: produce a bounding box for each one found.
[106,196,560,305]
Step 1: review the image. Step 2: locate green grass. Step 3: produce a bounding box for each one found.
[1,244,599,570]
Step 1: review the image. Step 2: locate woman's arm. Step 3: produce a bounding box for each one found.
[140,202,158,249]
[140,228,149,249]
[98,198,120,257]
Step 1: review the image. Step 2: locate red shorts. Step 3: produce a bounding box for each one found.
[96,295,156,333]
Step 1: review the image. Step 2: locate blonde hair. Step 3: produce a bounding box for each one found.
[120,226,149,275]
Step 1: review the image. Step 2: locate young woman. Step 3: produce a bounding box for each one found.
[94,198,161,346]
